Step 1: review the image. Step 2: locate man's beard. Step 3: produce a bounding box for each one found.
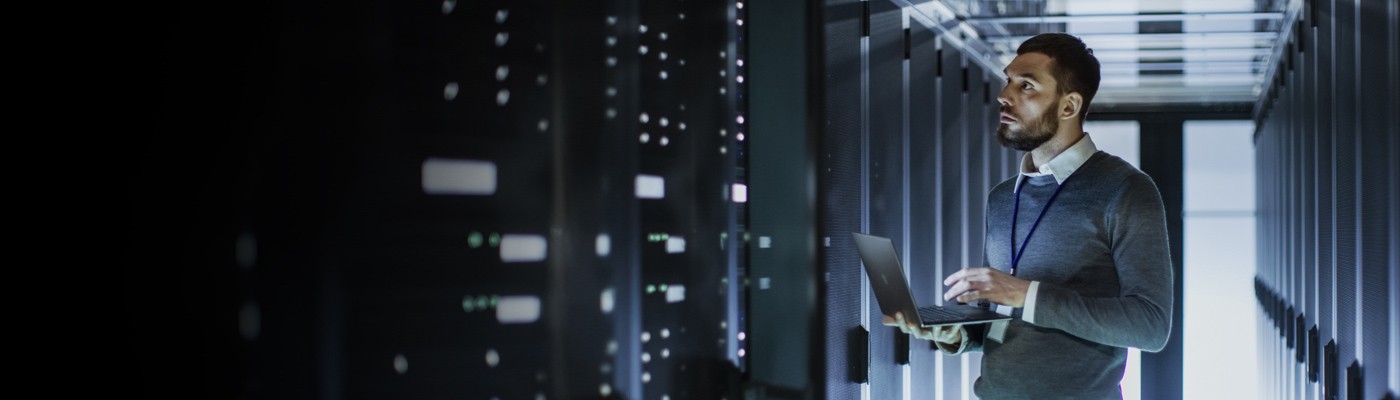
[996,106,1059,152]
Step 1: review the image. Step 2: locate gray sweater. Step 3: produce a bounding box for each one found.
[952,151,1174,399]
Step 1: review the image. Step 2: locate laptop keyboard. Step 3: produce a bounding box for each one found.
[917,304,988,322]
[918,304,996,323]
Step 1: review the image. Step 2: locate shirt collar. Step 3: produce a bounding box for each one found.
[1015,133,1098,189]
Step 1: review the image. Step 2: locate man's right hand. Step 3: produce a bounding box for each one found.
[881,312,963,346]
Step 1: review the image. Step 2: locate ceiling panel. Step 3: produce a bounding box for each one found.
[922,0,1295,107]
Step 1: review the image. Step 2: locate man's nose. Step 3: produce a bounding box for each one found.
[996,85,1012,107]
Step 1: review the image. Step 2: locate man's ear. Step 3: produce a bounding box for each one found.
[1059,92,1083,120]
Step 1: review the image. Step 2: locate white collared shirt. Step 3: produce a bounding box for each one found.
[1014,132,1099,188]
[1014,133,1098,324]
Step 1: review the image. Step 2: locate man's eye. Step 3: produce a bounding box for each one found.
[1021,82,1033,90]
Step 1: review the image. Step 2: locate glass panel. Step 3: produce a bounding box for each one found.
[1183,120,1258,399]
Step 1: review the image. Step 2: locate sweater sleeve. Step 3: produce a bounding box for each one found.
[937,322,989,355]
[1029,173,1174,352]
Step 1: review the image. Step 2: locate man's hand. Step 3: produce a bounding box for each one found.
[881,312,962,345]
[942,267,1030,307]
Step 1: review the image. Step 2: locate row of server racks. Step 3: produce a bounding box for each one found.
[1251,0,1399,399]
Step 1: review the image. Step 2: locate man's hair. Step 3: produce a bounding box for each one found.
[1016,33,1100,122]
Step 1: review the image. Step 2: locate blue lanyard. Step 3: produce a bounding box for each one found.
[1010,176,1070,276]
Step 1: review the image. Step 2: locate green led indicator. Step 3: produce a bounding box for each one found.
[659,284,668,292]
[488,233,501,247]
[468,232,484,248]
[490,295,499,307]
[463,296,475,312]
[646,284,656,294]
[477,296,489,310]
[743,232,751,242]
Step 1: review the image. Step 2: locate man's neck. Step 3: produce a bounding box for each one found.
[1029,128,1085,168]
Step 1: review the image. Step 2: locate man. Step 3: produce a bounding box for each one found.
[883,33,1173,399]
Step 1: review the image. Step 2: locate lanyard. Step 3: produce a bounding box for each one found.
[1009,176,1070,276]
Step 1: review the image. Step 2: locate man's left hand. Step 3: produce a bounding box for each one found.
[942,267,1030,307]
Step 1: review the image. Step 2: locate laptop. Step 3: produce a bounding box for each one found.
[851,232,1011,327]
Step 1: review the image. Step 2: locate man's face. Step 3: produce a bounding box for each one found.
[996,52,1063,152]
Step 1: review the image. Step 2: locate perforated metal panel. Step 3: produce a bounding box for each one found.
[905,20,942,399]
[1357,0,1394,395]
[965,64,988,270]
[935,35,970,398]
[1315,0,1335,358]
[865,2,906,398]
[1300,14,1318,352]
[821,0,867,397]
[1333,0,1360,384]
